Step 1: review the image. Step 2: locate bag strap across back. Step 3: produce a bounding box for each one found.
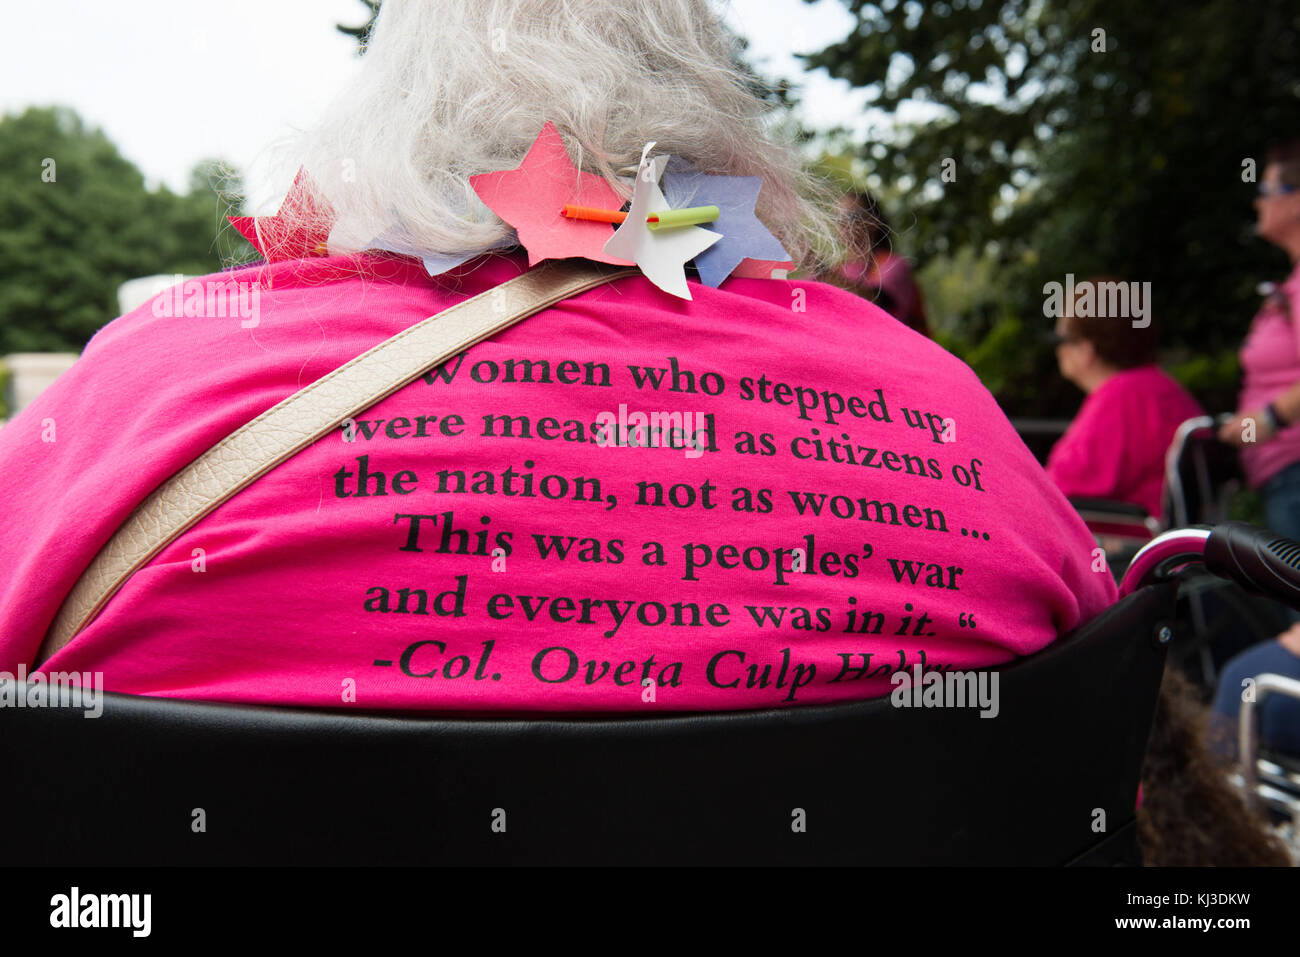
[39,260,635,662]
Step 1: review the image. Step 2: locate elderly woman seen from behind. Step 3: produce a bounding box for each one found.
[0,0,1114,712]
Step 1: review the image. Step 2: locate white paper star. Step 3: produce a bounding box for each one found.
[603,144,722,300]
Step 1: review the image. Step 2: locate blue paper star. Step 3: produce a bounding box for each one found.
[661,158,789,287]
[368,226,516,277]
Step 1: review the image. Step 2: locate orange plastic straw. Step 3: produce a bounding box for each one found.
[561,204,627,224]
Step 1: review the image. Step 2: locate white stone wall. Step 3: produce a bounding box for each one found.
[3,352,79,419]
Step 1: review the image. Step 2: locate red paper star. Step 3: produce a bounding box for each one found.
[470,122,633,267]
[732,257,795,279]
[228,168,334,262]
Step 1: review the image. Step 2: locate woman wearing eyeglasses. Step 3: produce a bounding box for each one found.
[1219,140,1300,549]
[1046,279,1203,519]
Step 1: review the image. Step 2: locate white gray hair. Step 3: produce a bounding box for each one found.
[290,0,839,271]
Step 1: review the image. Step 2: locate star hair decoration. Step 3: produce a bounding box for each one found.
[228,169,334,262]
[601,145,721,299]
[233,124,793,296]
[470,122,792,297]
[469,121,632,268]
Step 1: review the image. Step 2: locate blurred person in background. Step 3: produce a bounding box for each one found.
[1220,140,1300,549]
[1210,620,1300,762]
[821,189,930,335]
[1213,141,1300,749]
[1141,667,1292,866]
[1047,277,1204,520]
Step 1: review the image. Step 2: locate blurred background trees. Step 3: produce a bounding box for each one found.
[805,0,1300,417]
[0,106,252,354]
[337,0,381,52]
[5,0,1300,425]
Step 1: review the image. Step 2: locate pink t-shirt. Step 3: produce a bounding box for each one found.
[0,252,1115,711]
[1239,262,1300,488]
[1047,365,1205,518]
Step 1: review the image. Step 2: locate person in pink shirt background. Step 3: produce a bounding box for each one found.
[0,0,1116,712]
[1217,138,1300,659]
[1220,140,1300,549]
[1047,277,1204,519]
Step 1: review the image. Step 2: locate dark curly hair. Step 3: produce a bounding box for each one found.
[1266,138,1300,189]
[1063,276,1160,370]
[840,189,891,260]
[1137,666,1292,866]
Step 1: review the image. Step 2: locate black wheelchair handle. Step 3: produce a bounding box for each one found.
[1204,521,1300,609]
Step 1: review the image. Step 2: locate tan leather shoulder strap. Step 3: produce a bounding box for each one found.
[39,260,635,661]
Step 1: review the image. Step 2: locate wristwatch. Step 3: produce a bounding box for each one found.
[1264,402,1288,433]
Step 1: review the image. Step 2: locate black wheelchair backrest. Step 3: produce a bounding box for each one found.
[2,583,1175,865]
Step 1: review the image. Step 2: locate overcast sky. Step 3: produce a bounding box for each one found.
[0,0,877,211]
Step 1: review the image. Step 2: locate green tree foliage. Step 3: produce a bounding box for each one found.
[337,0,381,53]
[804,0,1300,415]
[0,106,252,353]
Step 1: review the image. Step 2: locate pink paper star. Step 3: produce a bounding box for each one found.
[228,168,334,262]
[470,122,633,267]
